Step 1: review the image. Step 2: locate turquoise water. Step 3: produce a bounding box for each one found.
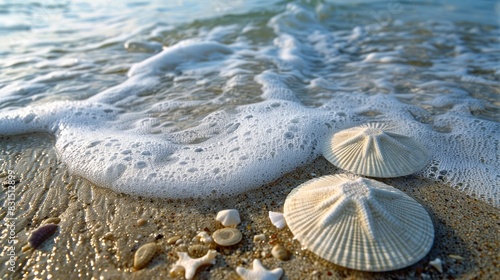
[0,0,499,205]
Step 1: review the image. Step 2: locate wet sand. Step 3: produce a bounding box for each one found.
[1,133,499,279]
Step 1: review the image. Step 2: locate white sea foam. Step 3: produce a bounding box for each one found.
[0,4,498,206]
[127,41,232,77]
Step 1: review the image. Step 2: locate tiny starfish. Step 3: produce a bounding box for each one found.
[169,250,217,280]
[236,259,283,280]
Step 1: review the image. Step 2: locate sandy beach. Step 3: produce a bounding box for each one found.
[1,133,498,280]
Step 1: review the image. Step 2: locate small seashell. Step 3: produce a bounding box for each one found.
[253,234,266,243]
[212,228,242,246]
[268,211,286,229]
[271,244,291,261]
[196,231,213,244]
[216,209,241,227]
[134,242,158,270]
[284,174,434,272]
[28,224,58,249]
[167,235,181,245]
[43,217,61,224]
[322,122,430,177]
[429,258,443,273]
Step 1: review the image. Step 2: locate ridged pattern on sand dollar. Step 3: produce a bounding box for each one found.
[323,122,430,177]
[283,174,434,272]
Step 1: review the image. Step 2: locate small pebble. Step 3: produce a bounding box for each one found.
[103,232,114,240]
[448,254,464,260]
[167,235,181,245]
[253,234,266,243]
[261,250,269,258]
[28,224,58,249]
[212,228,242,246]
[134,243,157,270]
[43,217,61,224]
[136,218,147,226]
[271,244,291,261]
[22,244,32,252]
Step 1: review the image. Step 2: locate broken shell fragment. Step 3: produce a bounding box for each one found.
[196,231,213,244]
[216,209,241,226]
[28,224,58,249]
[134,242,158,270]
[212,228,242,246]
[268,211,287,229]
[429,258,443,273]
[284,174,434,272]
[322,122,429,177]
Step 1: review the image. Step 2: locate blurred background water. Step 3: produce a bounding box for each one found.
[0,0,498,202]
[1,0,498,113]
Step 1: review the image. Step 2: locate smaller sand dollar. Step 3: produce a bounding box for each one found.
[322,122,430,177]
[212,228,242,246]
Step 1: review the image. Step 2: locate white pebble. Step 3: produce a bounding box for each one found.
[253,234,266,243]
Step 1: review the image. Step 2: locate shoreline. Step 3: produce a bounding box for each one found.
[1,133,499,279]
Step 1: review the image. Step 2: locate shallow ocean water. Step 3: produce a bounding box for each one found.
[0,0,499,206]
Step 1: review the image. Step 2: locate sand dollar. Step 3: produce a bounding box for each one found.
[323,122,430,177]
[212,228,242,246]
[284,174,434,271]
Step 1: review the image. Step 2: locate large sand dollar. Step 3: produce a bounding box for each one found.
[284,174,434,271]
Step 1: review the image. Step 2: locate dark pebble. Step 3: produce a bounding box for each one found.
[28,224,58,249]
